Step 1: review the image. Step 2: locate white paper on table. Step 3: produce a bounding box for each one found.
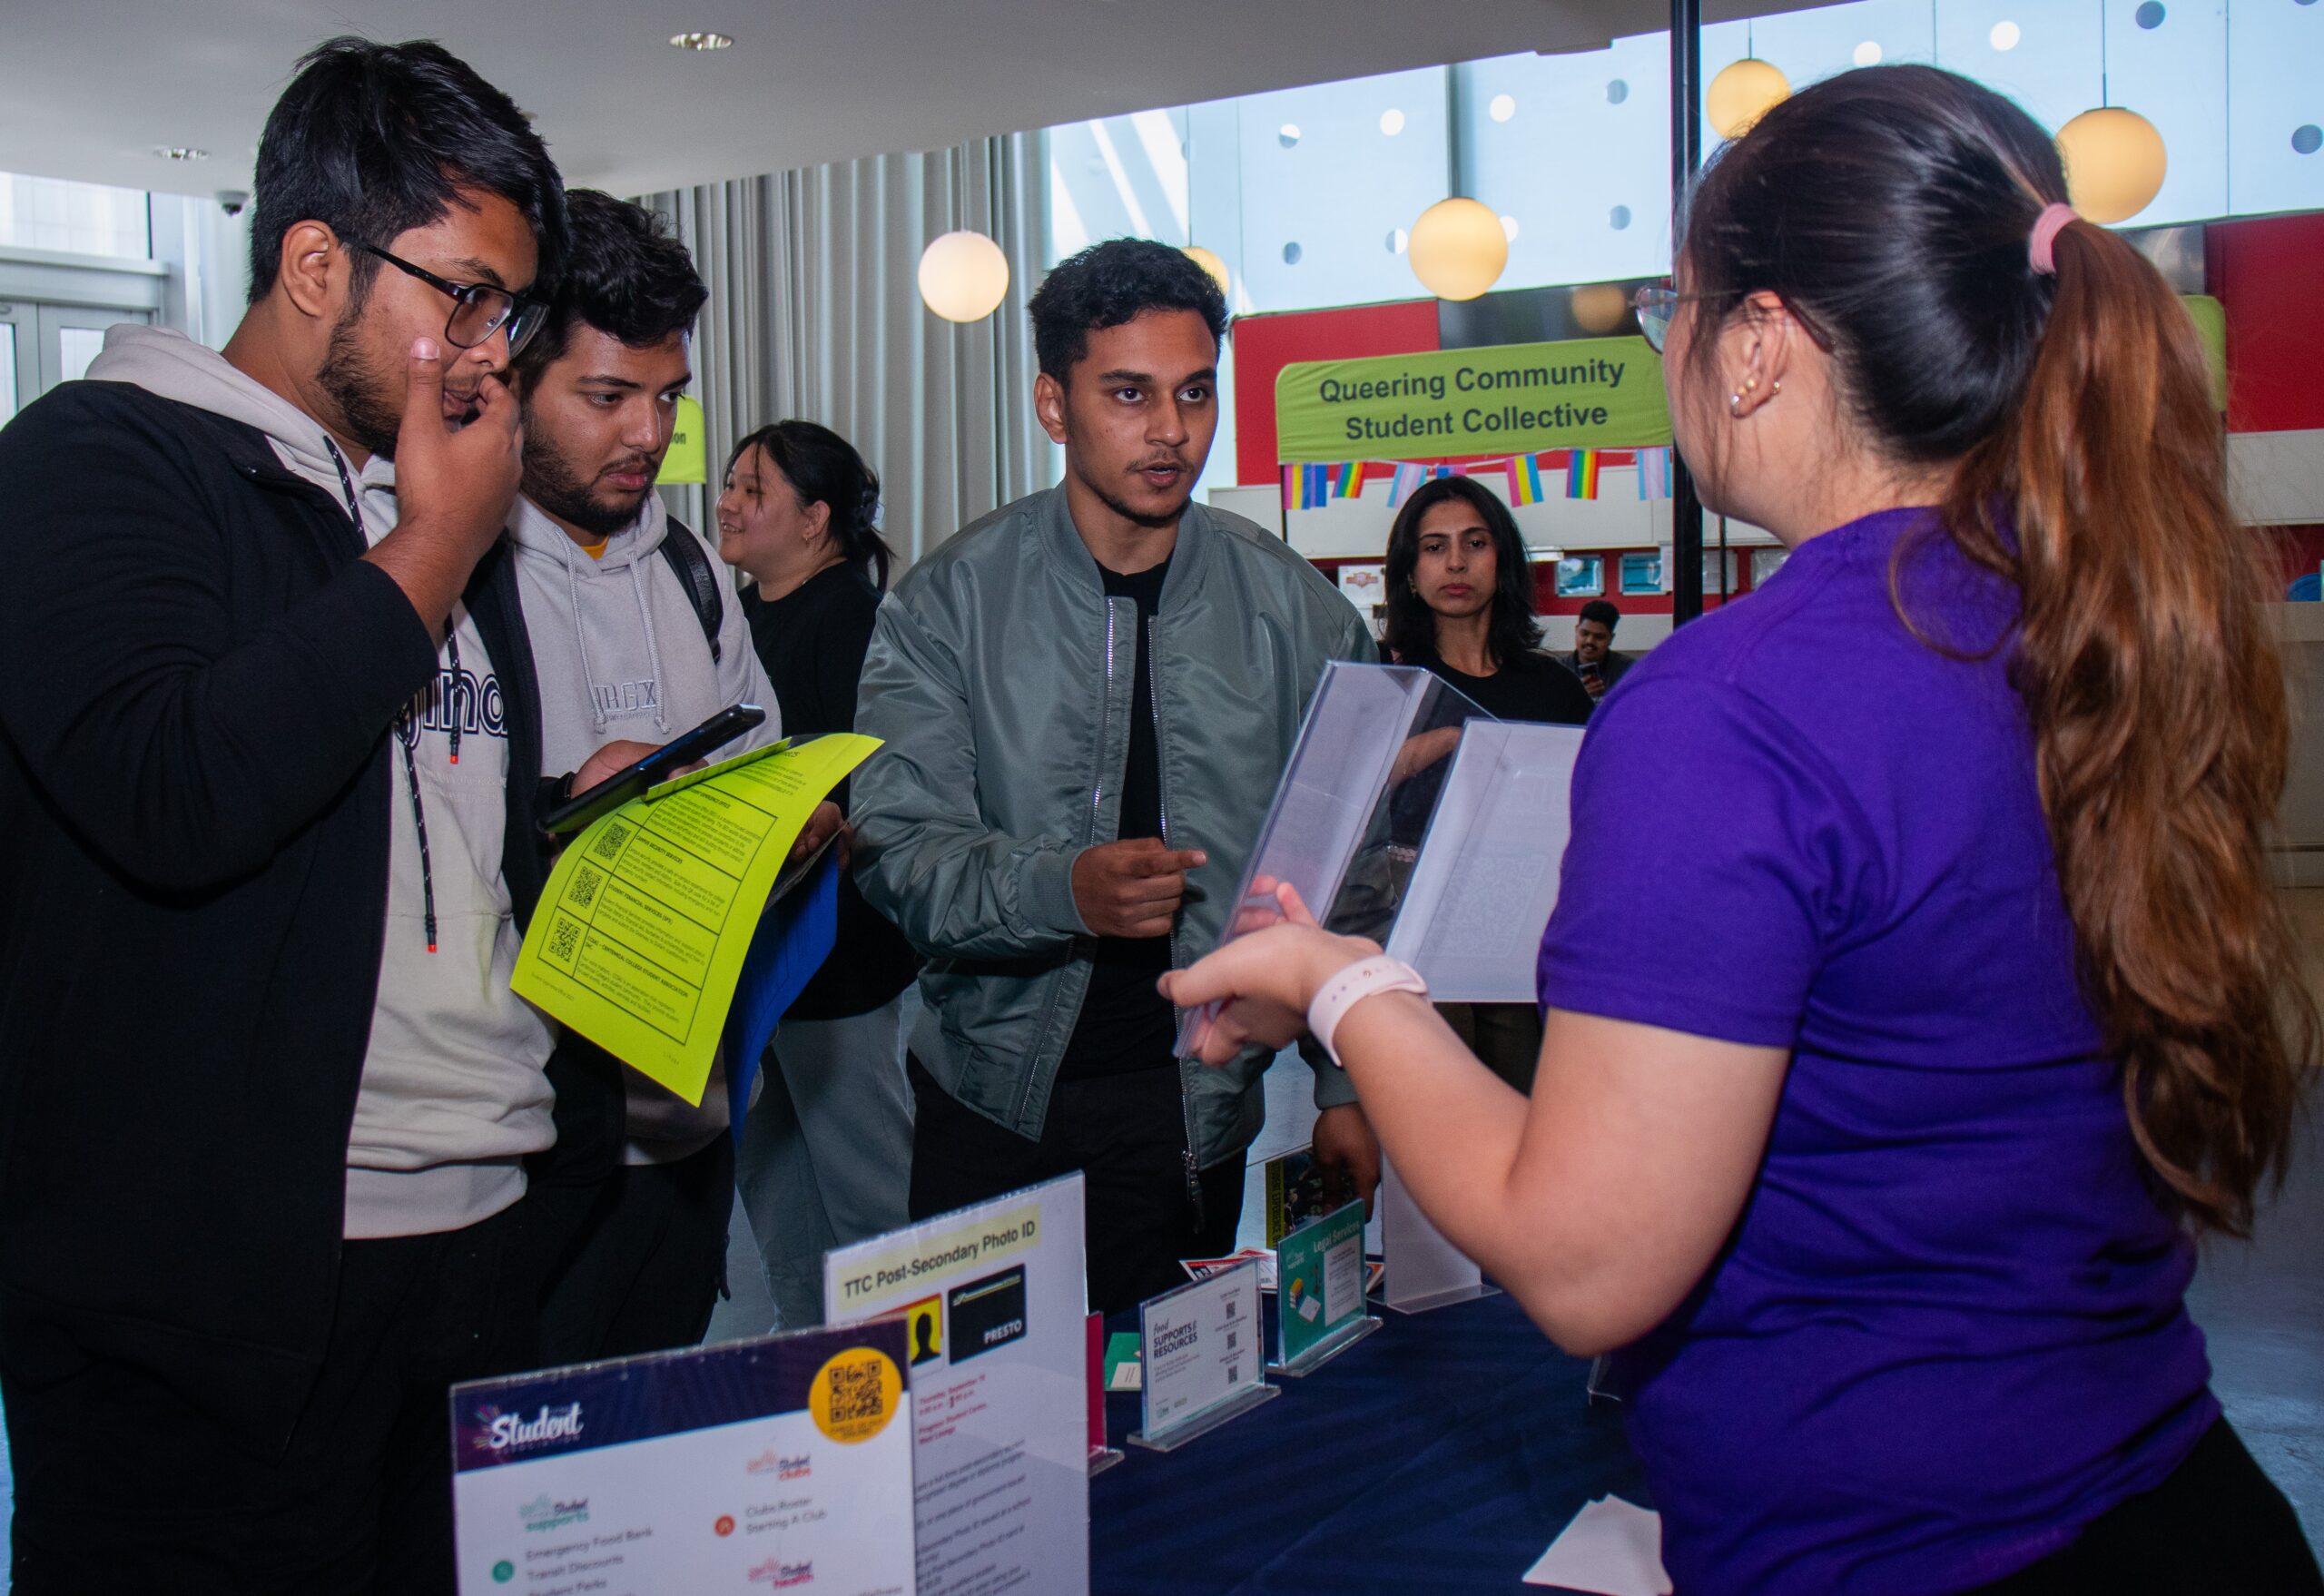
[1385,718,1584,1003]
[1521,1495,1673,1594]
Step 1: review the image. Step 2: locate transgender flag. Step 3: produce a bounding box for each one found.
[1636,446,1674,500]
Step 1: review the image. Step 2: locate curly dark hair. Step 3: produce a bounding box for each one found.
[1381,475,1542,667]
[1029,239,1227,384]
[516,191,706,379]
[250,36,566,307]
[1578,598,1620,631]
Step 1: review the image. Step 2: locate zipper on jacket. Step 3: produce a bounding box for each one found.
[1014,594,1121,1132]
[1147,614,1207,1223]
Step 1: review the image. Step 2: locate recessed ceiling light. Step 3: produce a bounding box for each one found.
[669,30,734,50]
[1379,108,1406,136]
[1989,20,2022,50]
[155,146,210,161]
[1853,40,1884,65]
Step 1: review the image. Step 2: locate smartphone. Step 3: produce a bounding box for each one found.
[540,704,766,836]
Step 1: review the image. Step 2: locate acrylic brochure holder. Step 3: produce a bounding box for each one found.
[1384,719,1585,1003]
[1381,1155,1499,1314]
[1269,1200,1382,1376]
[1175,662,1483,1057]
[1127,1256,1278,1452]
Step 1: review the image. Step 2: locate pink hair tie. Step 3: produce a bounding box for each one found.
[2028,202,2076,275]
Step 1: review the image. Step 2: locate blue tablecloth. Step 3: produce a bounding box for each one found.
[1090,1290,1653,1594]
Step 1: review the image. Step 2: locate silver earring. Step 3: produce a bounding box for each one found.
[1728,390,1746,416]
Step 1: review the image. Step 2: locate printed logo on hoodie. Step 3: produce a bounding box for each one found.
[396,662,508,748]
[591,677,660,720]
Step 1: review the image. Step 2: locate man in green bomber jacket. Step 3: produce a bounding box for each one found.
[853,240,1380,1315]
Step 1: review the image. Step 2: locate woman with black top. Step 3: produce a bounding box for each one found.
[1383,474,1590,1090]
[716,420,921,1326]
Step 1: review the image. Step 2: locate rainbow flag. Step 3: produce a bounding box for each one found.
[1635,446,1673,500]
[1281,462,1333,511]
[1565,448,1601,501]
[1506,453,1547,506]
[1335,461,1372,499]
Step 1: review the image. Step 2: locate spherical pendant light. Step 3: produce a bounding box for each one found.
[1407,197,1509,301]
[2056,106,2167,223]
[917,231,1010,322]
[1706,57,1790,139]
[1183,245,1231,295]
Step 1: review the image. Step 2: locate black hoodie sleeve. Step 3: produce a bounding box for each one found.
[0,384,438,894]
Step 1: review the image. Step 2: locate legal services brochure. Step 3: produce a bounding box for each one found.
[822,1175,1091,1596]
[449,1320,917,1595]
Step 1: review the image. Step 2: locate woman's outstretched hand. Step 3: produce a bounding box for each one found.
[1159,880,1379,1065]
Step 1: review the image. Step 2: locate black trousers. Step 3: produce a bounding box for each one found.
[1972,1416,2322,1594]
[1,1197,541,1596]
[534,1135,736,1365]
[907,1055,1246,1316]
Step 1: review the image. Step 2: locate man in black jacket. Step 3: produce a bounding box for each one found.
[0,38,644,1595]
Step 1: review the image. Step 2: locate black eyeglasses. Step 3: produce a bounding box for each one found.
[346,240,547,359]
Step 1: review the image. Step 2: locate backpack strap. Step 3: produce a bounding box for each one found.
[656,517,724,665]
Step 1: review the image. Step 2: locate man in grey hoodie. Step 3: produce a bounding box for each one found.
[508,192,819,1361]
[0,39,656,1595]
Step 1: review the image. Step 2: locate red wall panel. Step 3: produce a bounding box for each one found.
[2206,212,2324,436]
[1232,299,1441,486]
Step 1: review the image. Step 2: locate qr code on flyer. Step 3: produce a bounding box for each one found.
[589,820,631,862]
[830,1360,885,1424]
[547,917,581,961]
[566,863,602,910]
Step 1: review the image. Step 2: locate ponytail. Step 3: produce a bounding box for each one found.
[726,420,896,591]
[1680,64,2313,1235]
[1942,216,2313,1236]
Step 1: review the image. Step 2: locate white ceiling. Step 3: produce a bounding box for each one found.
[3,0,1827,201]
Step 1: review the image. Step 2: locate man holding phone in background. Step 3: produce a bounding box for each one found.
[0,39,657,1593]
[508,191,838,1360]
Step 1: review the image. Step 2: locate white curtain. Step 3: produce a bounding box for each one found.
[645,132,1049,571]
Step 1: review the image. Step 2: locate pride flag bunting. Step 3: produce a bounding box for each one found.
[1635,446,1673,500]
[1565,448,1601,501]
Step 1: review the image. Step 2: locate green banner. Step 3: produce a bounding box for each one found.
[661,394,708,485]
[1275,336,1670,464]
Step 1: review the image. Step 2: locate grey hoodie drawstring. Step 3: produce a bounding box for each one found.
[327,438,439,954]
[566,551,608,732]
[628,560,674,736]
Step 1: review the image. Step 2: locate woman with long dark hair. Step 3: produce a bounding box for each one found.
[1160,65,2320,1593]
[1382,476,1589,1090]
[716,420,918,1328]
[1382,475,1593,727]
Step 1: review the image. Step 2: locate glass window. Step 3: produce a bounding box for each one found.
[1555,555,1604,596]
[1701,547,1743,596]
[0,322,16,426]
[1751,547,1789,587]
[0,172,150,259]
[1620,550,1663,595]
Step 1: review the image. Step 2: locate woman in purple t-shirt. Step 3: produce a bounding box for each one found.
[1163,65,2320,1595]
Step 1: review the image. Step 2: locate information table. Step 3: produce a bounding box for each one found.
[1089,1290,1650,1594]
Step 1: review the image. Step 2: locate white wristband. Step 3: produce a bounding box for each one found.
[1308,955,1429,1067]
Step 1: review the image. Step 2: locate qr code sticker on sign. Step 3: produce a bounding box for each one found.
[830,1360,885,1424]
[589,820,631,862]
[567,864,603,910]
[548,917,581,961]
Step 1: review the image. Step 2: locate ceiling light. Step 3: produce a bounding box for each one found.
[669,31,734,50]
[1278,123,1301,148]
[1380,108,1406,136]
[155,146,210,161]
[2057,106,2167,222]
[1490,94,1517,123]
[1990,20,2022,50]
[918,231,1009,322]
[1854,41,1884,65]
[1183,245,1230,294]
[1408,197,1507,301]
[1570,284,1630,334]
[1707,58,1790,139]
[1500,214,1521,241]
